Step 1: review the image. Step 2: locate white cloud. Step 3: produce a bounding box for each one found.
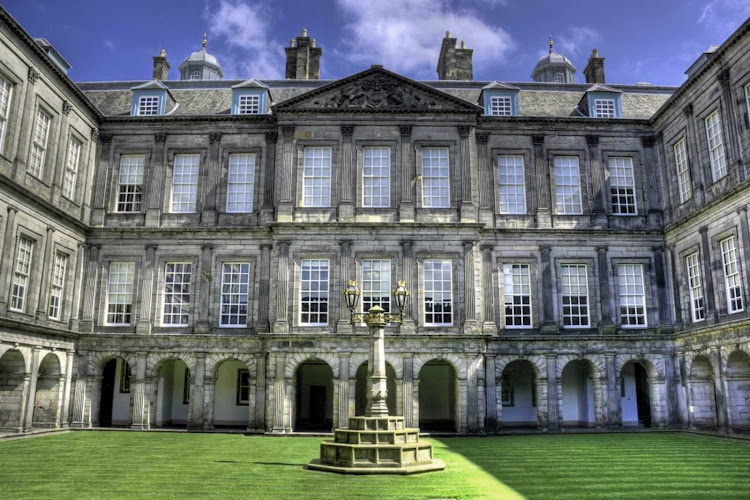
[204,0,283,79]
[103,40,116,51]
[555,27,601,58]
[698,0,750,39]
[333,0,514,78]
[472,0,510,6]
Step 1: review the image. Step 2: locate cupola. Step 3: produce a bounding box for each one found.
[178,34,223,81]
[531,36,576,83]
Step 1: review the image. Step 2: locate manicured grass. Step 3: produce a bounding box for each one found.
[0,432,748,499]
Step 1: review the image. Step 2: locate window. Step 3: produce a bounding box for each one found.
[423,259,452,326]
[137,96,160,116]
[182,368,190,404]
[554,156,582,214]
[554,73,564,83]
[674,138,692,204]
[594,99,616,118]
[236,369,250,405]
[421,147,450,208]
[501,371,513,406]
[29,109,51,178]
[9,237,34,312]
[117,155,145,213]
[720,236,744,313]
[106,262,135,325]
[746,84,750,121]
[0,77,12,153]
[190,71,201,80]
[503,264,532,327]
[362,146,390,208]
[362,259,390,314]
[171,154,200,213]
[302,147,332,207]
[497,155,526,214]
[705,110,727,182]
[220,263,250,327]
[686,252,705,323]
[617,264,647,327]
[609,157,636,215]
[560,264,589,328]
[48,252,68,320]
[490,96,512,116]
[300,259,329,325]
[226,153,255,213]
[62,137,81,200]
[238,94,260,115]
[119,361,131,393]
[163,262,192,326]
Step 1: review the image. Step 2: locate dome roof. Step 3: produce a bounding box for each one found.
[531,36,576,81]
[181,48,220,69]
[534,51,574,69]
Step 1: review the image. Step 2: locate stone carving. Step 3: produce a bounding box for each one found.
[209,132,222,144]
[27,67,40,84]
[62,101,72,115]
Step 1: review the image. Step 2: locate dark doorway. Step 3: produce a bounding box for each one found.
[634,362,651,428]
[418,360,458,432]
[99,359,117,427]
[309,386,326,426]
[294,360,334,431]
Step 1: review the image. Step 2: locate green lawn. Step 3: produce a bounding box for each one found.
[0,432,748,499]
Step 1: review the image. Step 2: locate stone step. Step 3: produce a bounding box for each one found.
[347,416,405,431]
[320,440,435,468]
[334,428,420,445]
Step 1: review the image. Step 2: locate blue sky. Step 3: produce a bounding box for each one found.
[5,0,750,85]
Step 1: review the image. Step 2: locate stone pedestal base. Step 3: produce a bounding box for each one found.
[307,416,445,475]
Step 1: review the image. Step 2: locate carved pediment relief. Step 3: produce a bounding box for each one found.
[274,68,481,113]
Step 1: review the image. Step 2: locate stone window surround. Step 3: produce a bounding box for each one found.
[666,129,692,207]
[552,257,598,330]
[710,224,746,318]
[290,251,337,332]
[547,148,590,217]
[610,257,654,330]
[27,96,59,186]
[218,146,263,217]
[0,62,22,161]
[292,140,339,212]
[678,243,705,325]
[154,254,200,330]
[96,255,143,331]
[695,98,729,188]
[416,252,460,328]
[46,242,76,325]
[61,125,89,205]
[495,254,539,331]
[211,252,260,332]
[414,141,460,211]
[7,226,42,317]
[353,251,401,317]
[601,150,645,217]
[353,139,400,210]
[108,149,153,215]
[490,147,532,216]
[163,149,208,217]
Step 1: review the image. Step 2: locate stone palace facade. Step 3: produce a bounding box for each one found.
[1,6,749,434]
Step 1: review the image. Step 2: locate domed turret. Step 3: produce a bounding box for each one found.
[531,35,576,83]
[178,34,223,81]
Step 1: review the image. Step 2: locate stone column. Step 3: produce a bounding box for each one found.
[466,356,479,432]
[338,354,350,426]
[477,132,493,225]
[641,136,664,229]
[70,352,89,428]
[463,241,479,333]
[667,245,683,328]
[484,354,497,430]
[532,135,551,228]
[189,353,207,429]
[278,125,295,221]
[402,356,414,426]
[90,134,113,227]
[60,351,75,427]
[655,132,673,226]
[23,348,40,431]
[145,133,167,227]
[201,132,221,226]
[51,101,72,204]
[54,373,66,428]
[136,244,157,334]
[717,69,742,178]
[682,104,705,204]
[587,135,607,228]
[12,68,40,181]
[546,354,559,430]
[399,125,414,221]
[260,132,278,224]
[257,244,272,332]
[194,244,213,334]
[17,374,31,432]
[130,352,148,429]
[699,226,719,323]
[459,125,476,222]
[652,246,671,331]
[711,349,729,431]
[399,240,416,332]
[35,226,56,320]
[737,208,750,314]
[605,354,619,427]
[339,124,355,221]
[273,241,291,333]
[540,246,556,333]
[597,246,615,333]
[254,353,266,431]
[69,243,86,330]
[271,354,286,432]
[0,205,19,313]
[337,240,353,332]
[664,354,679,427]
[79,245,101,333]
[79,128,98,222]
[481,245,496,334]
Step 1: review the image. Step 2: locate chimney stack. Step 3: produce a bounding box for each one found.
[583,49,606,84]
[152,49,170,80]
[285,28,322,79]
[437,31,473,80]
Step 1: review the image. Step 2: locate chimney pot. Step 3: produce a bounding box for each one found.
[461,40,466,49]
[446,31,451,38]
[437,32,472,80]
[302,28,308,37]
[290,38,295,47]
[583,49,606,84]
[152,50,170,80]
[312,38,316,48]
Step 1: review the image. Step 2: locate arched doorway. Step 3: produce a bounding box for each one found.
[689,355,718,428]
[620,361,652,428]
[0,350,27,430]
[154,359,190,428]
[213,359,251,429]
[354,362,397,416]
[99,357,132,427]
[500,360,539,428]
[726,351,750,431]
[418,360,458,432]
[32,353,62,428]
[294,360,333,431]
[561,359,595,427]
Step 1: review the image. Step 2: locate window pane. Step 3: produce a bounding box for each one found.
[220,262,250,326]
[171,154,200,213]
[421,147,450,208]
[300,259,329,325]
[424,259,453,325]
[48,252,68,320]
[0,77,12,153]
[490,96,512,116]
[10,237,34,312]
[560,264,589,327]
[163,262,192,326]
[226,154,255,213]
[721,236,744,313]
[674,139,692,204]
[497,155,526,214]
[29,109,51,178]
[302,147,332,207]
[362,259,390,314]
[705,110,727,182]
[503,264,532,327]
[686,252,705,322]
[118,155,145,213]
[138,96,160,116]
[362,147,390,208]
[554,156,582,214]
[609,157,636,215]
[63,138,81,200]
[238,95,260,114]
[107,262,135,325]
[594,99,616,118]
[617,264,646,327]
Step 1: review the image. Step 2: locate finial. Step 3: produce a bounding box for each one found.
[446,30,451,38]
[202,33,207,50]
[290,38,296,47]
[460,40,466,49]
[549,34,554,53]
[159,49,166,57]
[312,38,316,48]
[302,28,308,37]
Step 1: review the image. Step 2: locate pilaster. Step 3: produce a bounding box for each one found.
[540,246,557,333]
[79,245,101,333]
[587,135,607,228]
[337,240,354,333]
[597,246,615,333]
[481,244,496,334]
[682,104,706,204]
[12,67,40,181]
[145,133,167,227]
[463,240,479,333]
[459,125,476,222]
[699,226,719,323]
[399,125,414,221]
[399,240,416,332]
[200,132,222,226]
[402,356,414,427]
[278,125,295,221]
[130,352,149,429]
[136,244,157,334]
[260,132,277,224]
[50,101,72,204]
[273,241,291,333]
[257,244,272,332]
[193,244,213,334]
[476,132,493,225]
[35,226,56,321]
[90,134,114,227]
[0,205,19,314]
[69,243,86,331]
[532,135,551,228]
[339,124,355,221]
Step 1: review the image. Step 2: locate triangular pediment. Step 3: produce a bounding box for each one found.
[273,67,482,113]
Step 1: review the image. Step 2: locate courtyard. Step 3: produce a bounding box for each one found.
[0,432,748,499]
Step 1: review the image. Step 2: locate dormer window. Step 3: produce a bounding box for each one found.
[130,80,171,116]
[231,79,271,115]
[137,96,160,116]
[594,99,616,118]
[582,85,623,118]
[190,71,201,80]
[480,82,520,117]
[490,96,512,116]
[238,94,260,114]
